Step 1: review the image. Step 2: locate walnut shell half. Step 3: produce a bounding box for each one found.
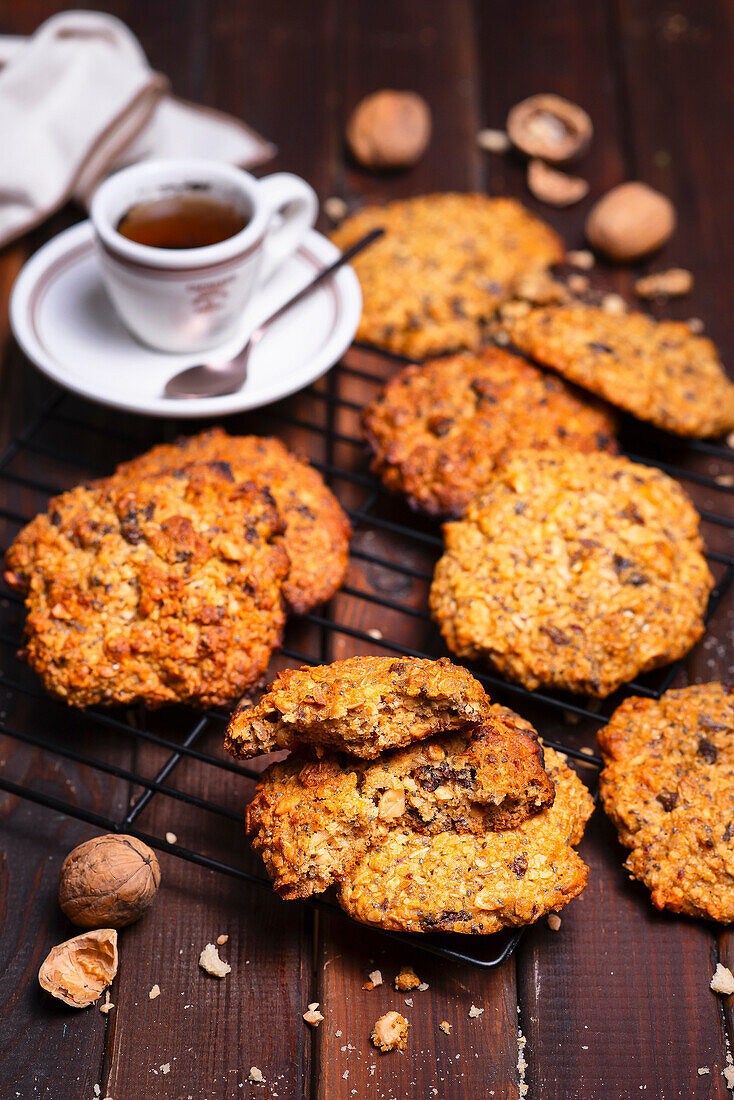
[59,834,160,929]
[39,929,118,1008]
[507,94,593,163]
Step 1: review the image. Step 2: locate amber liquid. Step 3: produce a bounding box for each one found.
[116,193,248,249]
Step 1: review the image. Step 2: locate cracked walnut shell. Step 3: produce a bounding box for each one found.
[39,929,118,1008]
[507,94,593,163]
[59,834,160,928]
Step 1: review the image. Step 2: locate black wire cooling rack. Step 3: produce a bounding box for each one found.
[0,359,733,969]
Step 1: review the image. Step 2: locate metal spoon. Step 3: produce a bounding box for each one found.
[163,227,384,399]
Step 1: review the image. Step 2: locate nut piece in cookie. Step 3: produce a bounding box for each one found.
[5,466,289,708]
[503,304,734,438]
[362,345,617,517]
[430,449,712,697]
[109,428,351,613]
[337,746,593,934]
[330,193,563,359]
[226,655,491,760]
[245,705,556,903]
[598,683,734,922]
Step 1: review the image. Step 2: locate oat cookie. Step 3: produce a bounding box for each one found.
[503,304,734,438]
[226,655,491,760]
[598,683,734,922]
[430,449,712,696]
[330,194,564,359]
[5,465,288,708]
[112,429,351,613]
[362,346,617,517]
[245,704,555,899]
[337,745,593,934]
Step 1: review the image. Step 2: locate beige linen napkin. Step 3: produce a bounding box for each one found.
[0,10,275,248]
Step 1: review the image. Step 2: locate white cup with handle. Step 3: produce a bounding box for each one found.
[90,158,318,353]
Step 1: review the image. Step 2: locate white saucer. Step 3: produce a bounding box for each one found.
[10,220,362,418]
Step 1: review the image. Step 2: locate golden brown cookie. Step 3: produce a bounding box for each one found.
[337,745,593,934]
[4,465,289,708]
[503,304,734,438]
[330,194,564,359]
[245,703,556,899]
[430,449,713,697]
[362,346,617,517]
[225,655,491,760]
[111,428,351,613]
[598,683,734,922]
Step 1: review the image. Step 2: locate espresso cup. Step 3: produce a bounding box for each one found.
[90,159,318,353]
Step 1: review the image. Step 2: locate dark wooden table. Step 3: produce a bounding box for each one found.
[2,2,734,1097]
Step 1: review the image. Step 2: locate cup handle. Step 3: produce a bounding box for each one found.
[257,173,318,284]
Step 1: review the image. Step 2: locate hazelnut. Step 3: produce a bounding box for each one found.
[346,90,431,169]
[585,182,676,262]
[59,834,160,928]
[527,159,589,207]
[39,928,118,1008]
[507,94,593,163]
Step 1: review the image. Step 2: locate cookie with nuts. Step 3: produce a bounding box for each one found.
[225,655,491,760]
[362,345,617,517]
[430,449,713,697]
[330,193,564,359]
[598,683,734,922]
[502,304,734,438]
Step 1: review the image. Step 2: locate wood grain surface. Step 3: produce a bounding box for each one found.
[1,2,733,1099]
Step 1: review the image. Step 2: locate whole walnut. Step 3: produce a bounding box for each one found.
[346,90,431,169]
[585,182,676,262]
[59,834,161,928]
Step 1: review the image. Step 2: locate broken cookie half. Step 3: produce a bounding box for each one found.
[225,655,491,760]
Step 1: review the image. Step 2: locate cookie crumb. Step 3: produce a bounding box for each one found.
[160,1064,170,1076]
[371,1011,410,1052]
[94,1086,101,1097]
[217,934,229,946]
[547,914,562,931]
[698,1067,710,1075]
[165,831,177,845]
[367,628,383,640]
[404,997,413,1007]
[148,984,161,1000]
[567,273,590,296]
[417,982,429,992]
[324,197,348,223]
[248,1067,265,1084]
[568,249,595,270]
[477,128,510,154]
[711,963,734,995]
[303,1002,324,1027]
[601,293,627,315]
[99,991,114,1014]
[468,1004,484,1018]
[688,317,705,335]
[199,943,231,978]
[725,1065,734,1087]
[394,966,421,991]
[634,268,693,300]
[363,968,383,990]
[439,1021,452,1035]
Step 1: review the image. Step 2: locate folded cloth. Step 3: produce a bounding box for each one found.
[0,10,275,248]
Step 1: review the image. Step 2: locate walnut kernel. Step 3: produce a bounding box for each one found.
[38,929,118,1008]
[585,182,676,261]
[346,90,431,169]
[507,94,593,163]
[634,268,693,299]
[59,834,160,929]
[371,1010,410,1052]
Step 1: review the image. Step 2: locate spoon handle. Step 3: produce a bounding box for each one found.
[254,225,384,336]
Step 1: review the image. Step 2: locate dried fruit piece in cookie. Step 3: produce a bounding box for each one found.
[5,465,288,708]
[246,705,556,899]
[503,304,734,438]
[226,655,491,760]
[337,746,593,934]
[430,449,712,697]
[330,193,564,359]
[362,345,617,517]
[111,428,351,614]
[598,683,734,922]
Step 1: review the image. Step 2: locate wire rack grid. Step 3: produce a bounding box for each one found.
[0,356,733,969]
